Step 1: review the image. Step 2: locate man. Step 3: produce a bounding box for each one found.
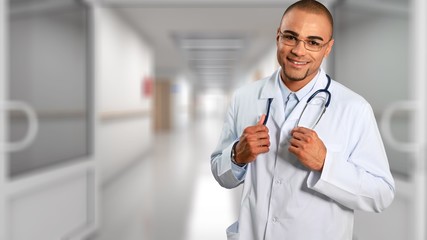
[210,1,395,239]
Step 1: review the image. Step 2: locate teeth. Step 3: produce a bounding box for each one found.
[292,61,306,65]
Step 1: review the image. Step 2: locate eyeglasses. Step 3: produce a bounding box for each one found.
[278,31,331,52]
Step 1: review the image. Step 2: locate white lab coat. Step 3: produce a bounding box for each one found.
[211,69,395,240]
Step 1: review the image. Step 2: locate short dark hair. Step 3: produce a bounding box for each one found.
[281,0,334,36]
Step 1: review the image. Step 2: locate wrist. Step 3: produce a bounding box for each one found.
[231,141,246,167]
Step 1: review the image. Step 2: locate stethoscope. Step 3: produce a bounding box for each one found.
[263,74,332,129]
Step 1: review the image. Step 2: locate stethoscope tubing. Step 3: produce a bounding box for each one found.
[263,74,332,126]
[263,98,274,125]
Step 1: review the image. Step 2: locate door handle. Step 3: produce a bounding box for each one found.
[1,101,39,152]
[380,100,417,152]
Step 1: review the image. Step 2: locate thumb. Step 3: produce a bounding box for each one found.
[257,114,266,125]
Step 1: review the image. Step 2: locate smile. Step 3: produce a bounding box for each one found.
[288,58,309,66]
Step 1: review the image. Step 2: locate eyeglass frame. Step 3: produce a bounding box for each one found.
[277,30,332,52]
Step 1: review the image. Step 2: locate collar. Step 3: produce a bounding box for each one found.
[259,68,328,100]
[277,70,321,102]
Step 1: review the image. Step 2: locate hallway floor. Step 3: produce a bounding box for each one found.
[93,116,241,240]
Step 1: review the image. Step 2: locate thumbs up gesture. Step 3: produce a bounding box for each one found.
[233,114,271,165]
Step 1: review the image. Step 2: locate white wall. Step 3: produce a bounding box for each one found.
[334,8,408,111]
[93,7,154,183]
[243,46,278,85]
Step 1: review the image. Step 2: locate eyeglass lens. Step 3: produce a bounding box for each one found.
[279,32,326,52]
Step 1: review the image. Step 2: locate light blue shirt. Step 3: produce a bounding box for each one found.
[277,70,318,107]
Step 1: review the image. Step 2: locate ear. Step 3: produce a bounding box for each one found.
[276,27,281,42]
[323,38,334,58]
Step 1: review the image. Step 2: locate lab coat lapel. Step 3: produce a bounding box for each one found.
[269,92,285,128]
[260,69,285,128]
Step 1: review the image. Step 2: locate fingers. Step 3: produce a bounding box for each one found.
[289,127,317,151]
[257,114,266,125]
[235,137,270,164]
[237,117,271,163]
[243,124,269,136]
[253,138,270,148]
[241,132,270,147]
[291,126,314,135]
[288,126,326,171]
[291,127,317,141]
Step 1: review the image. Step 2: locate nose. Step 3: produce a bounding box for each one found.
[291,40,307,56]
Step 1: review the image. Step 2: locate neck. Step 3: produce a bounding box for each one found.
[280,73,311,92]
[280,69,320,92]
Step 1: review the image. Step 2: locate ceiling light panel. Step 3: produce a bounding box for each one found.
[174,32,247,89]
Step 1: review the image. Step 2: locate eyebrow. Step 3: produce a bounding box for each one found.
[282,30,325,42]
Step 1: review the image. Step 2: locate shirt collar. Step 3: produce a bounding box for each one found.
[277,70,321,102]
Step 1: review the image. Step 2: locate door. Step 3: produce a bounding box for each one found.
[0,0,97,239]
[333,0,426,239]
[154,80,172,132]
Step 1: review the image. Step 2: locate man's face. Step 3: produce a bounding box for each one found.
[276,8,334,88]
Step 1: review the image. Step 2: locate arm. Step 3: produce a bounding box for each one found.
[306,104,395,212]
[211,94,270,189]
[210,94,246,189]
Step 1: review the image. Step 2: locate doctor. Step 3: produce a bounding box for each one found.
[210,0,395,239]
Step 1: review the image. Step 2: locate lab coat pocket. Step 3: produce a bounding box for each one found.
[226,221,239,240]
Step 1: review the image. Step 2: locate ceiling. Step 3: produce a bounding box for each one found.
[100,0,334,90]
[10,0,408,91]
[114,7,286,90]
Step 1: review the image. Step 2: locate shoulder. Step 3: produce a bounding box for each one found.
[229,76,271,119]
[328,79,375,119]
[329,80,370,107]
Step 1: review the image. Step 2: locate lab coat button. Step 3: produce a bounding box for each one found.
[272,217,278,223]
[275,179,282,184]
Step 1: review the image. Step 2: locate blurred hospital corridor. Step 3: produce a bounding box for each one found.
[1,0,427,239]
[92,115,240,240]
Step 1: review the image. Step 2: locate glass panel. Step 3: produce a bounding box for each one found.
[334,3,411,179]
[8,0,91,177]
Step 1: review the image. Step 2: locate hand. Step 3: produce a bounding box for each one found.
[235,114,270,164]
[289,127,326,171]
